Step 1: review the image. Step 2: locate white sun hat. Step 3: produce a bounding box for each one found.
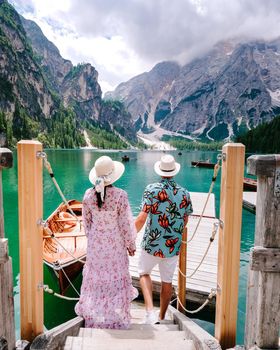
[154,154,180,177]
[89,156,125,186]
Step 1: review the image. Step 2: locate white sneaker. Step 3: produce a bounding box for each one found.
[141,310,159,324]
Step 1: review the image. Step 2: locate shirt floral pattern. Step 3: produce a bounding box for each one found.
[141,178,193,258]
[75,186,138,329]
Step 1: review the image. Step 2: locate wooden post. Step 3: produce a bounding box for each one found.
[215,143,245,349]
[178,226,187,313]
[18,141,44,341]
[0,148,15,350]
[245,155,280,349]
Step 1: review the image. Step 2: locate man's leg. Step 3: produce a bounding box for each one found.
[140,274,154,311]
[158,255,178,319]
[159,282,173,320]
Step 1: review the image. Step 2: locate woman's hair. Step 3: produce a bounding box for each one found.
[96,185,112,208]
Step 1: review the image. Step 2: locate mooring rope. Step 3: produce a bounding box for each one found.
[37,151,81,228]
[43,285,79,301]
[187,154,222,243]
[179,221,220,279]
[175,288,217,314]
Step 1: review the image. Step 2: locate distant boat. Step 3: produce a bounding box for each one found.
[191,160,215,168]
[243,177,257,191]
[122,155,130,162]
[43,200,86,295]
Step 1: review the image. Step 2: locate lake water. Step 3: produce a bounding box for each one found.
[2,149,255,344]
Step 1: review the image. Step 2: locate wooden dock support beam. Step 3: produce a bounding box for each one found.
[215,143,245,349]
[177,226,187,313]
[245,155,280,349]
[18,141,44,341]
[0,148,15,350]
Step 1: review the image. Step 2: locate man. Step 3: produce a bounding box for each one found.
[135,154,193,324]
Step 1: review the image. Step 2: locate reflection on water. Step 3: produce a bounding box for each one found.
[3,149,255,343]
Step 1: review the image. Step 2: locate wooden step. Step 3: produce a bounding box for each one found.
[79,323,179,337]
[64,332,194,350]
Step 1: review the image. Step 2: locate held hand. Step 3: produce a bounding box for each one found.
[127,247,136,256]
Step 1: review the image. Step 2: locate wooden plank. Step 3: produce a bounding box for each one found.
[247,155,276,177]
[250,246,280,272]
[243,192,256,213]
[245,155,280,349]
[0,258,15,350]
[168,305,221,350]
[0,150,15,350]
[30,316,83,350]
[215,143,245,349]
[189,192,216,218]
[0,238,8,264]
[18,141,43,341]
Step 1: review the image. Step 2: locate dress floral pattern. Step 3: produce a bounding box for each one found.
[75,186,138,329]
[141,178,193,258]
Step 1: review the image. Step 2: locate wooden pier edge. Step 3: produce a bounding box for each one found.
[168,305,221,350]
[30,317,84,350]
[0,148,15,350]
[244,155,280,349]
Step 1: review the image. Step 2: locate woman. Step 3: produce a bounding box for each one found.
[75,156,138,329]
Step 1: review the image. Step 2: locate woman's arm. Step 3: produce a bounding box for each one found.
[82,190,92,237]
[118,191,137,256]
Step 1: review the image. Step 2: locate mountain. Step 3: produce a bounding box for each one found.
[105,39,280,141]
[0,0,56,121]
[0,0,136,148]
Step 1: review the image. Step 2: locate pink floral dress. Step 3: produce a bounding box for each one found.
[75,186,138,329]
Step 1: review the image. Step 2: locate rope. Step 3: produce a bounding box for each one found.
[188,155,222,243]
[40,152,81,228]
[175,289,216,314]
[41,223,86,265]
[179,221,220,279]
[43,285,79,301]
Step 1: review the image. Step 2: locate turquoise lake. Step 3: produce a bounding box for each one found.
[2,149,255,344]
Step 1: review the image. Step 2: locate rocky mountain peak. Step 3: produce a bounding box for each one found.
[108,38,280,141]
[62,63,102,120]
[0,2,137,147]
[21,16,72,91]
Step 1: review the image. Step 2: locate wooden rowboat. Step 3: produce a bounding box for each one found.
[122,155,130,162]
[243,177,257,191]
[191,160,215,168]
[43,200,87,295]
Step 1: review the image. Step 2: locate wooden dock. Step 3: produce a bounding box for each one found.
[243,191,256,213]
[129,192,218,306]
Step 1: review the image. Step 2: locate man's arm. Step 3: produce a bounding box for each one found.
[135,211,148,232]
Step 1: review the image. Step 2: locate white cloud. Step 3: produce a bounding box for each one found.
[11,0,280,93]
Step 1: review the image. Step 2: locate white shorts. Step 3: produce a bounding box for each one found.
[138,249,178,283]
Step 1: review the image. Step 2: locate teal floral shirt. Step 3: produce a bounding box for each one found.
[141,178,193,258]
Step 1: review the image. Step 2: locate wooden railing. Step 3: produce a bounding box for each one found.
[215,143,245,349]
[0,148,15,350]
[245,155,280,349]
[18,141,44,342]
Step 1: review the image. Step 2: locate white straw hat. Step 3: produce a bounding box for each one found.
[154,154,180,177]
[89,156,125,185]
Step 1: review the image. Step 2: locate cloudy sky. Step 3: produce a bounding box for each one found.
[11,0,280,93]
